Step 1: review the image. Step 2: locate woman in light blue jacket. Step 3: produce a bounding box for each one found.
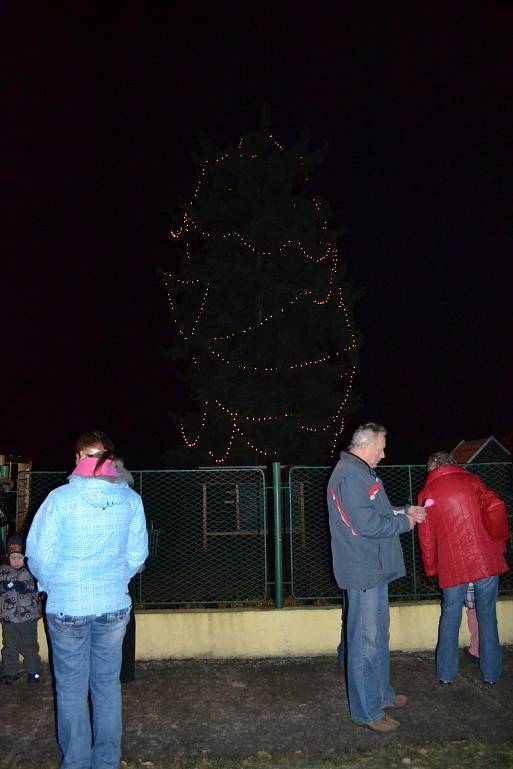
[26,430,148,769]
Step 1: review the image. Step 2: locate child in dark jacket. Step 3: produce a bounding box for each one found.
[0,535,42,684]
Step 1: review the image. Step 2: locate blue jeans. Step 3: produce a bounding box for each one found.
[437,575,501,683]
[345,584,396,723]
[47,607,130,769]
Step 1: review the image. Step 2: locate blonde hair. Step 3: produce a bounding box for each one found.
[427,451,456,471]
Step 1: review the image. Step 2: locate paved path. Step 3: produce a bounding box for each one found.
[2,648,512,767]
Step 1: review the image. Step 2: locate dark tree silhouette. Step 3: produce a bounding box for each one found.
[164,120,360,465]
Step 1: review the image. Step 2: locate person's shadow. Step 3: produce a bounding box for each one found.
[120,605,136,684]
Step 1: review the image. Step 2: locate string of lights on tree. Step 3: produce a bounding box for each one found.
[166,133,358,463]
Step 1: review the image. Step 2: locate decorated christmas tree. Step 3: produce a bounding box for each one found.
[165,121,359,465]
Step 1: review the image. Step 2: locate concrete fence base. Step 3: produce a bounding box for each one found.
[14,597,513,661]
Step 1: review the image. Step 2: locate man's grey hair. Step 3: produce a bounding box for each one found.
[426,451,457,471]
[349,422,387,450]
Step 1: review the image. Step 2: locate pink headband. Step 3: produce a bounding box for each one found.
[72,457,122,478]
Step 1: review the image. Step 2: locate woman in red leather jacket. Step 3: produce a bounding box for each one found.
[417,451,509,686]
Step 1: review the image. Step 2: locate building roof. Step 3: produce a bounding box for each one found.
[451,435,511,464]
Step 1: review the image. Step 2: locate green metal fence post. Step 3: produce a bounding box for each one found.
[272,461,283,609]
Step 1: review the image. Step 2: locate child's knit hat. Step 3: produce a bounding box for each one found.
[7,534,24,556]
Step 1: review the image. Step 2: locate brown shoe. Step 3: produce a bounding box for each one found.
[362,715,400,732]
[384,694,408,709]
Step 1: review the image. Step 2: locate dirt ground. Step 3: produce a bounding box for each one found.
[1,648,512,767]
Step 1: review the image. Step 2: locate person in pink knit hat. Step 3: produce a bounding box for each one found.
[464,583,479,658]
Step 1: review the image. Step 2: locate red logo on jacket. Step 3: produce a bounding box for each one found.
[368,482,380,500]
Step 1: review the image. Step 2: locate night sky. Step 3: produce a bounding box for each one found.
[3,5,512,469]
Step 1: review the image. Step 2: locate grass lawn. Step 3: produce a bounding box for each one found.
[20,740,513,769]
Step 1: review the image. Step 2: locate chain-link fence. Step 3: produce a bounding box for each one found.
[287,463,513,601]
[14,462,513,606]
[16,468,268,607]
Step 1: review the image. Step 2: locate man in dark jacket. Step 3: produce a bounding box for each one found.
[418,451,509,686]
[327,423,425,732]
